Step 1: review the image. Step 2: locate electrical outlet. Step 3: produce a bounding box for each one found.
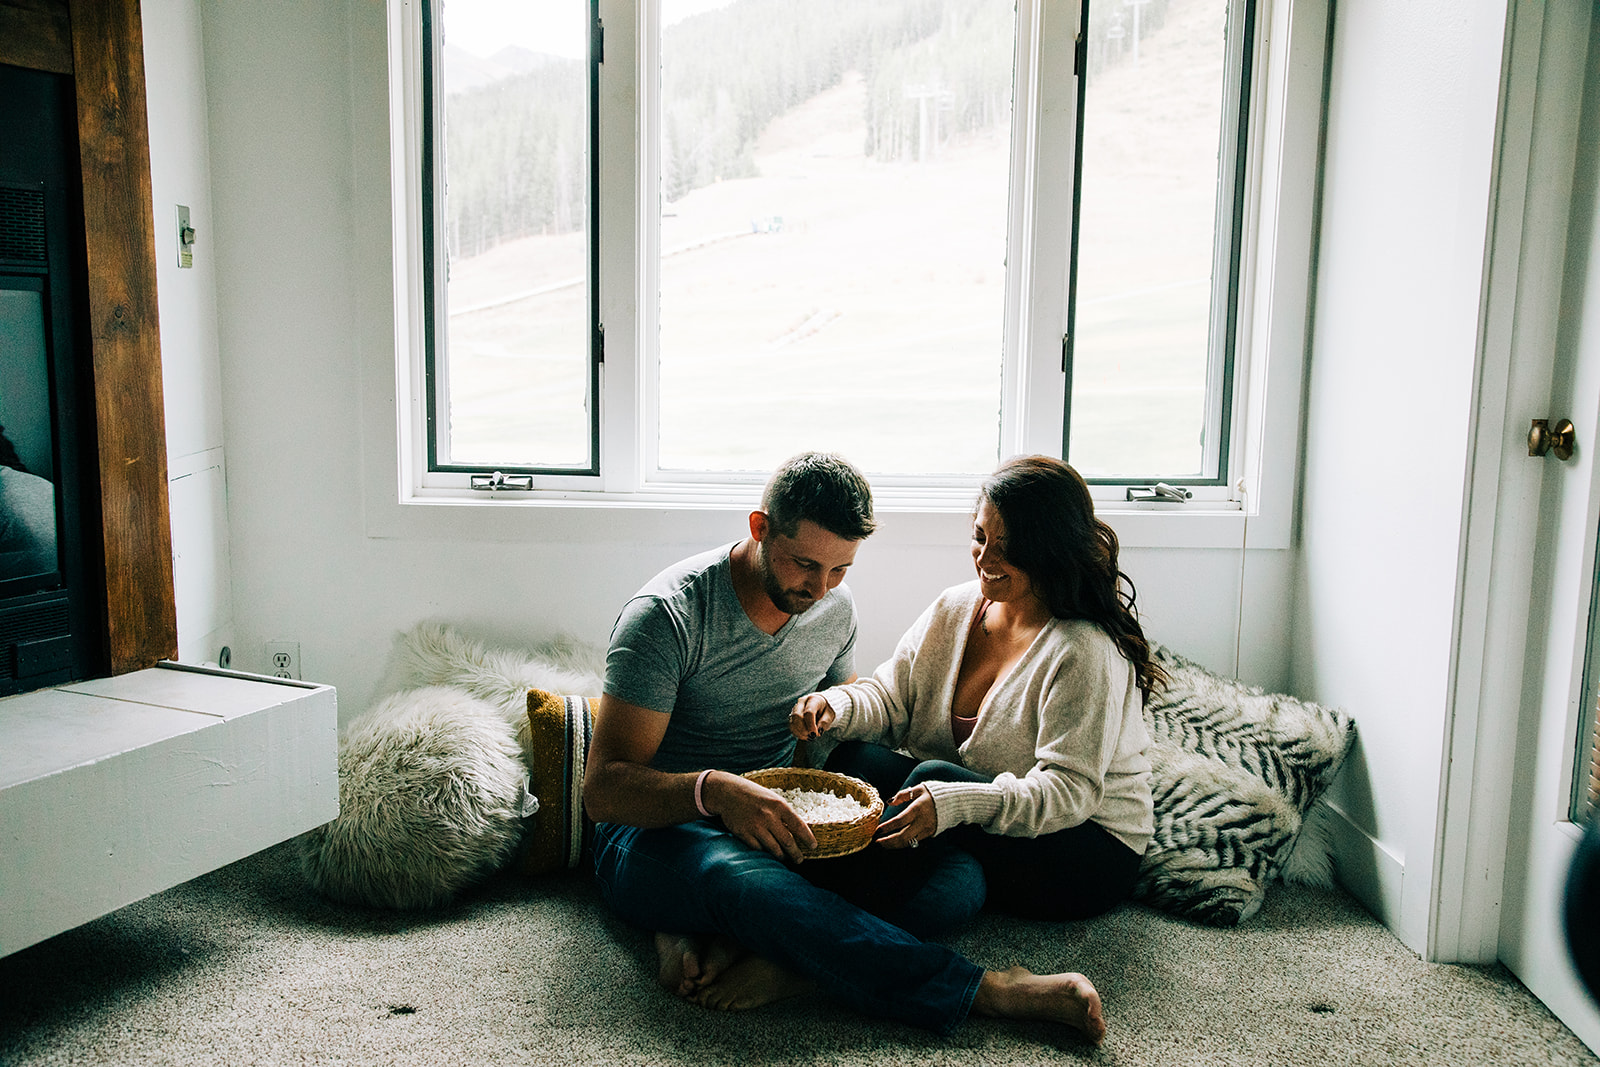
[265,641,300,680]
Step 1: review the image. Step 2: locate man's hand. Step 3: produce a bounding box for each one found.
[702,771,817,864]
[788,693,836,741]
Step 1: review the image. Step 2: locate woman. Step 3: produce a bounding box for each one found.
[792,455,1163,922]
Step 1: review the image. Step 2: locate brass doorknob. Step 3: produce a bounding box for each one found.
[1529,418,1576,461]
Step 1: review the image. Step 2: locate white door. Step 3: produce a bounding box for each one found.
[1495,2,1600,1049]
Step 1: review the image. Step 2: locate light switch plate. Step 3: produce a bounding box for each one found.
[176,204,193,268]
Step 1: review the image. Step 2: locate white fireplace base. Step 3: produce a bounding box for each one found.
[0,662,338,956]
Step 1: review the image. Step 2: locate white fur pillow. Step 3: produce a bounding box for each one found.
[300,686,534,910]
[395,621,605,724]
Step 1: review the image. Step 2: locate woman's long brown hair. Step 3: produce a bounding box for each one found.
[980,455,1166,699]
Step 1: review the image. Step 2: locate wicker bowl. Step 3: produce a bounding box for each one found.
[743,767,884,859]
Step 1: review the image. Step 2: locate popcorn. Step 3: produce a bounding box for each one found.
[776,787,870,824]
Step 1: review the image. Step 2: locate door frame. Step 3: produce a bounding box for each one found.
[1433,0,1590,966]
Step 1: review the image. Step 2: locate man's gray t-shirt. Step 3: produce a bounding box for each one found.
[605,542,858,774]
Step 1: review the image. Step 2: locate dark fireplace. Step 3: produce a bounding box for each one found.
[0,61,107,695]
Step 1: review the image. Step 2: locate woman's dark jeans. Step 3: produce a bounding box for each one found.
[821,739,1144,922]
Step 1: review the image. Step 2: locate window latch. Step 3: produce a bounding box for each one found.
[470,471,534,492]
[1125,483,1193,504]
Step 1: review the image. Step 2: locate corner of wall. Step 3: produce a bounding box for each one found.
[1321,798,1414,950]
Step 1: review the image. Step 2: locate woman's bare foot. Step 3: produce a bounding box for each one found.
[971,966,1106,1043]
[689,955,816,1011]
[653,932,746,996]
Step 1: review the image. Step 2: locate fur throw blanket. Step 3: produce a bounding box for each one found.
[298,624,605,910]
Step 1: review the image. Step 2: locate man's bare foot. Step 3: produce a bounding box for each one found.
[689,954,816,1012]
[653,932,746,996]
[971,966,1106,1043]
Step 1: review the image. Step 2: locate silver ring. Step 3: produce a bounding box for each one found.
[910,837,920,848]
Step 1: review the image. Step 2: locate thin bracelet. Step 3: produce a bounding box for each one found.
[694,768,714,817]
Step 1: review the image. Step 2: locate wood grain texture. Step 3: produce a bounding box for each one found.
[0,0,72,74]
[67,0,178,672]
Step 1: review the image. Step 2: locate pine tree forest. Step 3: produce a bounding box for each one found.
[438,0,1183,262]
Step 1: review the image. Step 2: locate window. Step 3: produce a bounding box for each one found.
[395,0,1289,508]
[1069,0,1253,483]
[420,0,598,475]
[652,0,1017,478]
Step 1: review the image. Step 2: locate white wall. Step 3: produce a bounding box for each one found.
[186,0,1294,727]
[141,0,235,665]
[1292,0,1510,952]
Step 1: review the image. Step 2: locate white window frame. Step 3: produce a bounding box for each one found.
[376,0,1327,551]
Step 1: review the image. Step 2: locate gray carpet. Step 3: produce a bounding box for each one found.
[1,839,1594,1067]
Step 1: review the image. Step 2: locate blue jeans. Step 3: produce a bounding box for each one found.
[591,818,985,1034]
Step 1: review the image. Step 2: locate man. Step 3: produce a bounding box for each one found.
[582,452,1106,1040]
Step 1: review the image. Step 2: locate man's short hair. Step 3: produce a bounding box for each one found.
[762,452,876,541]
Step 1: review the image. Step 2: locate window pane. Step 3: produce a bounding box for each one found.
[1069,0,1232,479]
[1573,536,1600,823]
[657,0,1015,476]
[434,0,591,469]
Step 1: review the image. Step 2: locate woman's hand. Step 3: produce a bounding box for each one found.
[788,693,837,741]
[875,784,938,849]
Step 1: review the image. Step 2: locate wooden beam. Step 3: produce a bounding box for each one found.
[0,0,72,75]
[67,0,178,671]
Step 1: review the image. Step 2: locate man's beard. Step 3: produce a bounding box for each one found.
[757,541,818,615]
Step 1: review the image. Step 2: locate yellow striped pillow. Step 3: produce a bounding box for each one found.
[518,689,597,875]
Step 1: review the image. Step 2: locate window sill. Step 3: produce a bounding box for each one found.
[366,486,1263,550]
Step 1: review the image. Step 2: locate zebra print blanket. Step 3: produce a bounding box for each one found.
[1133,645,1356,926]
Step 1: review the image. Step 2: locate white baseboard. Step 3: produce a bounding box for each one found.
[1321,799,1408,940]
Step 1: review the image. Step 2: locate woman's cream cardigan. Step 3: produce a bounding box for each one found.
[820,582,1154,854]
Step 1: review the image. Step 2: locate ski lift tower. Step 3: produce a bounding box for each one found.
[1123,0,1151,66]
[1103,11,1126,67]
[904,83,955,163]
